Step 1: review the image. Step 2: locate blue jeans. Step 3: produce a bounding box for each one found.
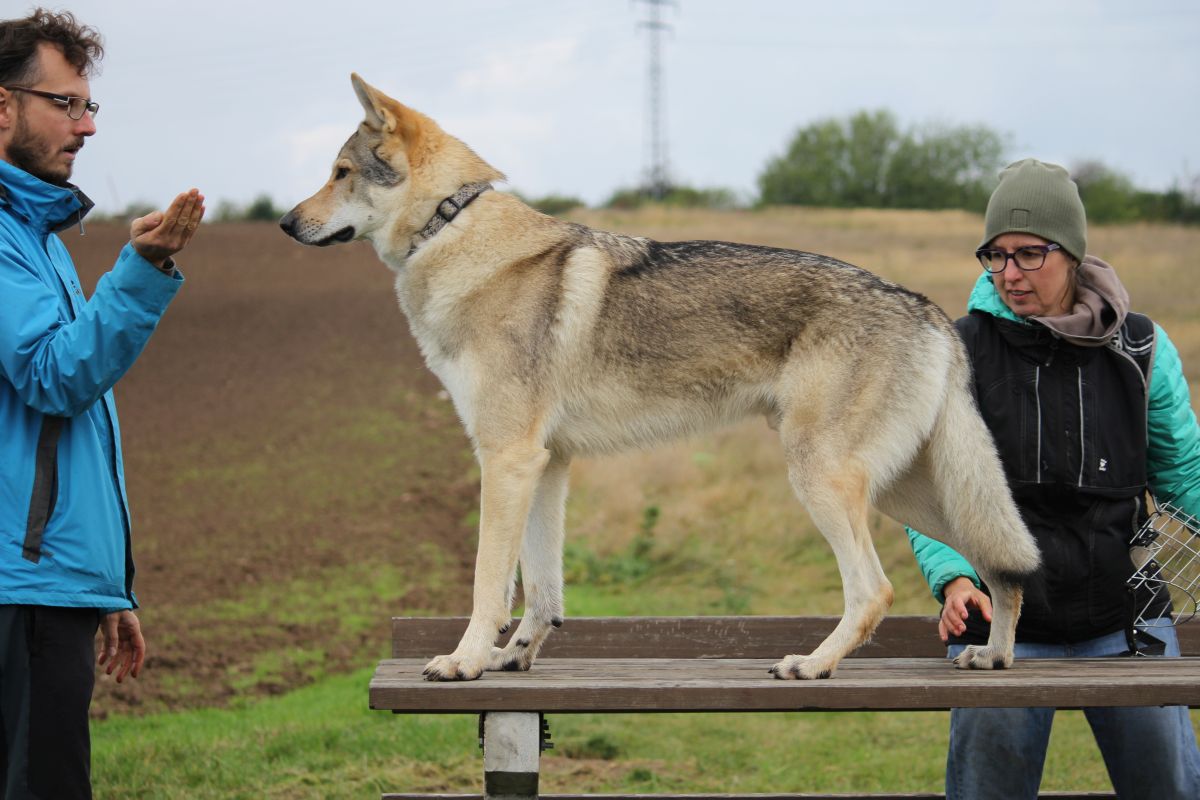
[945,619,1200,800]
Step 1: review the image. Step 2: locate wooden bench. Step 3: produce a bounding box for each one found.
[370,616,1200,799]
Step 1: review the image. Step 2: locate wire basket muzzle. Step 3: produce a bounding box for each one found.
[1128,501,1200,628]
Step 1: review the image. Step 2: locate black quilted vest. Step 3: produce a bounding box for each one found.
[951,309,1168,644]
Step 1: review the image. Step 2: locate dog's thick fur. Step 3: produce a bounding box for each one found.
[281,75,1041,682]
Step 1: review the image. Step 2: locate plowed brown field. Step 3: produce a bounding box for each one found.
[65,222,479,716]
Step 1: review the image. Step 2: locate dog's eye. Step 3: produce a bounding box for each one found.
[334,166,350,180]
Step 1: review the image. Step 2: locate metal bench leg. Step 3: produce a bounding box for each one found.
[481,712,541,799]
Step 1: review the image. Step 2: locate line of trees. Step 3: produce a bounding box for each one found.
[1070,160,1200,224]
[588,109,1198,224]
[93,112,1199,225]
[90,193,288,225]
[755,109,1199,224]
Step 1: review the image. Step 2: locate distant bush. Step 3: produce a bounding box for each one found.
[886,121,1006,212]
[87,201,157,224]
[758,109,1007,212]
[1072,160,1200,225]
[603,184,744,210]
[604,187,645,210]
[214,194,286,223]
[1137,184,1200,225]
[662,185,743,210]
[1071,160,1141,223]
[529,193,586,216]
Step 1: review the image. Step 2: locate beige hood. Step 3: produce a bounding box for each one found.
[1031,255,1130,347]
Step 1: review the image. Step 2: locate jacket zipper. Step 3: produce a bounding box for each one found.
[1034,366,1042,483]
[1077,366,1085,487]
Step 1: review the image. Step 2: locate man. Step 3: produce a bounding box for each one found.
[0,9,205,798]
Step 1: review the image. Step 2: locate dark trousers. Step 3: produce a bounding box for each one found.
[0,606,100,800]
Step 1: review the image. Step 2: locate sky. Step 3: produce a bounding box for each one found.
[33,0,1200,214]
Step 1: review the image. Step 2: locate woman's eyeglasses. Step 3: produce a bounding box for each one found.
[975,243,1062,273]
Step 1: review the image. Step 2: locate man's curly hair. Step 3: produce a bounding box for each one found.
[0,8,104,87]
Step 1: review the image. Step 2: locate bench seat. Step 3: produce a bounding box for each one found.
[371,616,1200,798]
[371,654,1200,713]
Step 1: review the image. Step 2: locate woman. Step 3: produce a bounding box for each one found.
[907,158,1200,799]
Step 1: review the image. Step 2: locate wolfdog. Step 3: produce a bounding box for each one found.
[280,75,1041,682]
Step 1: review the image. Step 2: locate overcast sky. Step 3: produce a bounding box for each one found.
[40,0,1200,214]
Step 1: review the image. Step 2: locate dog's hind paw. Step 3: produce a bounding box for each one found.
[769,654,836,680]
[487,633,540,671]
[422,653,485,681]
[487,644,535,672]
[953,644,1013,671]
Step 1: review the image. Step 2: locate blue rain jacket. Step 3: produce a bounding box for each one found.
[0,159,181,611]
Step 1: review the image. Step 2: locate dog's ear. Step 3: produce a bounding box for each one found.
[350,73,430,150]
[351,73,396,132]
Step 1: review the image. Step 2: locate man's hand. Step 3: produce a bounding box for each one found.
[131,188,206,269]
[98,610,146,683]
[939,576,992,643]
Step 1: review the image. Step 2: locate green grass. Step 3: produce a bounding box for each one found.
[93,608,1161,798]
[94,668,480,799]
[102,558,455,714]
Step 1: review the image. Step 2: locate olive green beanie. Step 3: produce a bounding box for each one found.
[981,158,1087,262]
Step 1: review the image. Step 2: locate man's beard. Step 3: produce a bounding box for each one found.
[7,115,77,186]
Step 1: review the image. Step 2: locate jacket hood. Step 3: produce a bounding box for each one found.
[0,158,93,234]
[966,255,1130,347]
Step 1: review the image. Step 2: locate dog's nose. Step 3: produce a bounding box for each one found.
[279,210,298,238]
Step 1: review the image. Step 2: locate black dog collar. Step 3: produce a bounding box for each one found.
[408,182,491,256]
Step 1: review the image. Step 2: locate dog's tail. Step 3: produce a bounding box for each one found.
[925,356,1042,588]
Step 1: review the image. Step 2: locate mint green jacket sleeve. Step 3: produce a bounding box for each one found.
[1146,324,1200,516]
[905,527,981,603]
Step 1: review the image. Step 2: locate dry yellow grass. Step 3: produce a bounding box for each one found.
[559,206,1200,616]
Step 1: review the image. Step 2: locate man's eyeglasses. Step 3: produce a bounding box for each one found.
[3,86,99,120]
[975,243,1062,273]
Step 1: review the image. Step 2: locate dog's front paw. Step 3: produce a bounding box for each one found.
[422,653,486,681]
[769,654,836,680]
[953,644,1012,671]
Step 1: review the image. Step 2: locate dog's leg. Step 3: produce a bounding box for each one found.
[925,385,1038,671]
[772,458,894,680]
[424,441,550,681]
[488,452,571,672]
[876,389,1040,671]
[955,578,1024,670]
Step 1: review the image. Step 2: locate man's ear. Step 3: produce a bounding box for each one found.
[0,89,15,130]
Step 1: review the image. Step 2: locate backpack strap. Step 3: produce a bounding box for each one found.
[1111,311,1156,385]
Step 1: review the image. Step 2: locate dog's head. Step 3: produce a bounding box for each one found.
[280,74,504,253]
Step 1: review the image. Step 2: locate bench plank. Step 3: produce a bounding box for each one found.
[382,794,1117,799]
[392,616,1200,659]
[370,656,1200,713]
[393,617,945,659]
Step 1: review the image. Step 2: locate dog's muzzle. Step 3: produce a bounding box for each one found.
[279,210,355,246]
